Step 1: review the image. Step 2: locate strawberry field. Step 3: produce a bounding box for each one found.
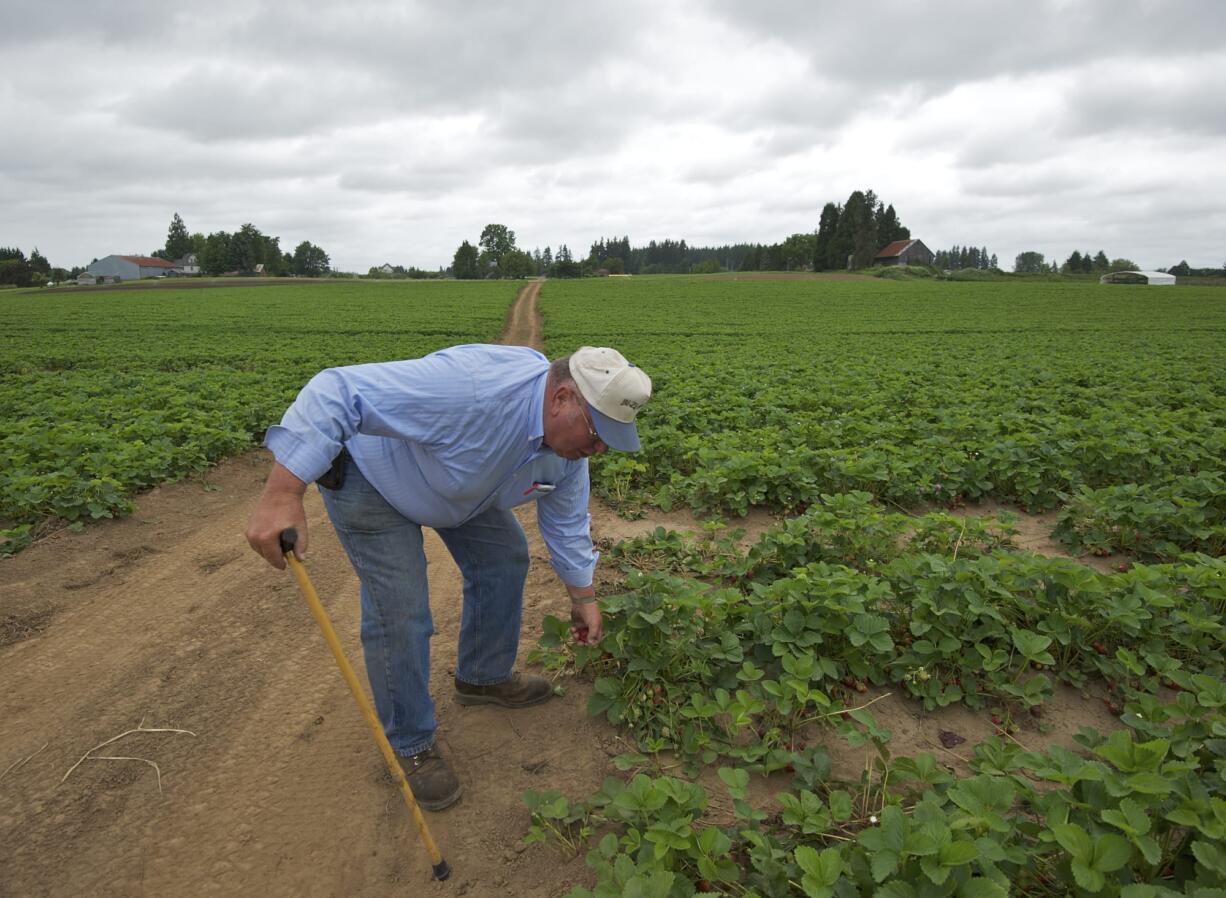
[0,281,515,551]
[534,277,1226,898]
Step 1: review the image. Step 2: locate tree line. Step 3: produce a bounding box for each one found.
[933,245,998,271]
[444,189,917,280]
[1013,250,1138,275]
[0,246,63,287]
[156,213,331,277]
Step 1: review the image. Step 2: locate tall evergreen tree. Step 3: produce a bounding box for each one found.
[165,213,193,260]
[28,247,51,275]
[832,191,867,269]
[877,204,904,245]
[813,202,840,270]
[452,241,479,279]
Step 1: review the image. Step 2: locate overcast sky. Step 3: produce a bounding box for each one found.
[3,0,1224,272]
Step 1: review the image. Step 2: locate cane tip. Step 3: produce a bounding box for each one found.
[432,859,451,881]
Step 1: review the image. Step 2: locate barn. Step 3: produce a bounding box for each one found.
[874,239,933,267]
[1099,270,1176,286]
[86,255,180,281]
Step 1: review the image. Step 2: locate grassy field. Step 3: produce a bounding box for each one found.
[0,280,518,546]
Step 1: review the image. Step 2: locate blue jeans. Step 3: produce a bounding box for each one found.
[319,456,530,756]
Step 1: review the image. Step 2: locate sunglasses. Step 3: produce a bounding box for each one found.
[575,394,601,445]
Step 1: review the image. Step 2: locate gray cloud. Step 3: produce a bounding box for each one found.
[2,0,1224,271]
[706,0,1226,97]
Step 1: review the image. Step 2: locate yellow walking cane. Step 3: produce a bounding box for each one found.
[279,528,451,882]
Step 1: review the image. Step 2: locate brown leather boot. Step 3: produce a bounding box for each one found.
[397,744,462,811]
[454,671,553,708]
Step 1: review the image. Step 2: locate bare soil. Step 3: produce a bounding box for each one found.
[0,282,1119,897]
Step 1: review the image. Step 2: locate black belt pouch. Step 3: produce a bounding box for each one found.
[317,448,349,490]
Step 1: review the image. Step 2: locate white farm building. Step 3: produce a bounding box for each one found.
[1099,270,1176,286]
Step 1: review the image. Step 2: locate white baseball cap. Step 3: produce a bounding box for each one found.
[570,346,652,452]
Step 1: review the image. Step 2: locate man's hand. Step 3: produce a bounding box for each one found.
[245,463,309,570]
[566,583,602,645]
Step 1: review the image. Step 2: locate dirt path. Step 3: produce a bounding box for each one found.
[501,279,544,349]
[0,281,1118,898]
[0,281,635,898]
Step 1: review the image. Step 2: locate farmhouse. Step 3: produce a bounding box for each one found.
[175,252,200,275]
[874,239,934,267]
[87,255,179,281]
[1099,270,1176,286]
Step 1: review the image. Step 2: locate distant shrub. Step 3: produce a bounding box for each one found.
[868,264,936,280]
[941,268,1005,282]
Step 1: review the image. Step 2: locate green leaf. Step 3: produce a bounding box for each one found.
[1193,840,1226,877]
[828,790,854,821]
[1103,797,1151,836]
[697,826,731,856]
[622,870,675,898]
[1050,822,1093,860]
[1135,835,1162,867]
[869,849,900,883]
[920,855,952,886]
[717,766,749,796]
[1071,859,1107,893]
[1125,772,1173,795]
[940,841,980,866]
[796,845,842,894]
[874,883,917,898]
[1092,834,1132,872]
[957,878,1008,898]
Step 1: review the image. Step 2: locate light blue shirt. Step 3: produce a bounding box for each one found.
[264,344,597,587]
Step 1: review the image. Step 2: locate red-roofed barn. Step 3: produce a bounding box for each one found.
[86,255,180,281]
[874,239,933,267]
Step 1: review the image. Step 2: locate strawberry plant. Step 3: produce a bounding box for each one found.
[0,281,515,540]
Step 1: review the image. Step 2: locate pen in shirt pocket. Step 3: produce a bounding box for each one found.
[523,482,556,496]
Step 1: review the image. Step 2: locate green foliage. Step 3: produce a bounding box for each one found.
[1054,474,1226,561]
[291,240,330,277]
[499,249,537,279]
[531,524,1226,897]
[1013,251,1047,274]
[479,223,517,260]
[452,240,480,279]
[529,272,1225,893]
[541,278,1226,560]
[0,258,33,287]
[0,281,516,533]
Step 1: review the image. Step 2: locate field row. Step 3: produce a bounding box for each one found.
[542,277,1226,559]
[0,281,517,547]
